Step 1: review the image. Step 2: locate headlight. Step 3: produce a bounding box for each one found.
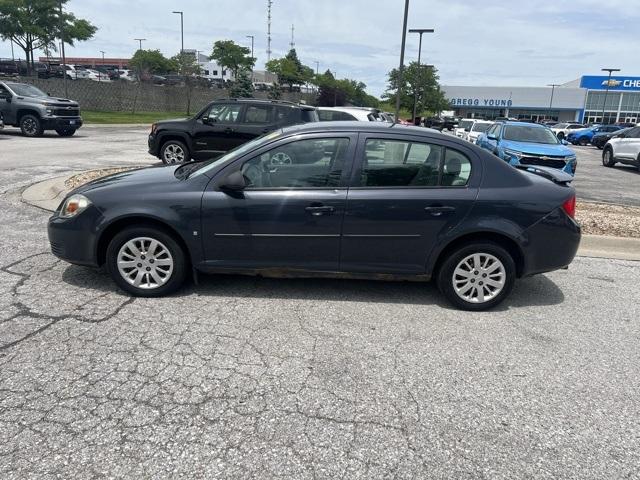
[503,148,523,159]
[59,194,92,218]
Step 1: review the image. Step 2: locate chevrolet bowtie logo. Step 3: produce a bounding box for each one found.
[601,79,622,87]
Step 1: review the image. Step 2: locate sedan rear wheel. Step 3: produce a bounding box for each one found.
[437,242,516,311]
[578,137,589,146]
[106,227,187,297]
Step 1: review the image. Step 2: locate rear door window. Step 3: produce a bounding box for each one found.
[243,105,274,124]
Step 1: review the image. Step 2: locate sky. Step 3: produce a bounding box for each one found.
[1,0,638,96]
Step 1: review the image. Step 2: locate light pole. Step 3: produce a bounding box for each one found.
[601,68,620,125]
[99,50,105,80]
[394,0,411,122]
[172,11,184,53]
[314,61,320,75]
[547,84,560,121]
[246,35,255,80]
[409,28,434,123]
[134,38,146,50]
[58,0,68,98]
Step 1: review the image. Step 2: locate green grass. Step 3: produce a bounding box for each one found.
[82,111,189,124]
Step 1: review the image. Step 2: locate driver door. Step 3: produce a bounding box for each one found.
[200,133,357,271]
[0,84,13,124]
[192,103,244,159]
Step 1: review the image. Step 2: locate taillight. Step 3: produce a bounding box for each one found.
[562,195,576,218]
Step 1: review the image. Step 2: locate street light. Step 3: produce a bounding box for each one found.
[172,11,184,53]
[57,0,68,98]
[394,0,411,122]
[134,38,146,50]
[408,28,434,123]
[314,61,320,75]
[246,35,255,80]
[547,84,560,121]
[99,50,105,80]
[601,68,621,125]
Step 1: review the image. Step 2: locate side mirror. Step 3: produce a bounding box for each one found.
[487,134,498,141]
[219,170,246,191]
[464,127,471,132]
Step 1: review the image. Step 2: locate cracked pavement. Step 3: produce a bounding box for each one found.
[1,127,640,479]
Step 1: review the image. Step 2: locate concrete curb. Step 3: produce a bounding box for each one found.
[21,175,640,262]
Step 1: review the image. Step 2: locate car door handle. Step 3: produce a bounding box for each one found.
[224,127,234,134]
[305,206,335,216]
[424,205,456,216]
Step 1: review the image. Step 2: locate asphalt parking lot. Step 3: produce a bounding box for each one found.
[1,126,639,478]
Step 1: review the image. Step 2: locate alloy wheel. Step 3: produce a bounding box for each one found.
[23,118,37,135]
[163,144,185,163]
[117,237,174,289]
[452,253,506,304]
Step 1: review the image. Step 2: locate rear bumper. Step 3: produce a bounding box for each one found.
[42,116,83,130]
[520,207,581,277]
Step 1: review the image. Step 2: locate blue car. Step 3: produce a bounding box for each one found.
[477,121,577,175]
[567,125,622,146]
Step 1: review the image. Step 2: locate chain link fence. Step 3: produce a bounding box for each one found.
[16,77,315,113]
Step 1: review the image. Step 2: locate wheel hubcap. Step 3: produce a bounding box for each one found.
[164,144,185,163]
[23,119,36,134]
[117,237,174,289]
[452,253,506,304]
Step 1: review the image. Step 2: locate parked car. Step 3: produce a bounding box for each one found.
[602,126,640,170]
[566,125,622,146]
[318,107,383,122]
[550,122,585,140]
[424,117,444,130]
[454,119,475,138]
[0,81,82,137]
[0,112,4,129]
[0,59,19,77]
[591,127,631,149]
[148,99,319,164]
[49,121,580,311]
[464,120,493,143]
[476,121,577,175]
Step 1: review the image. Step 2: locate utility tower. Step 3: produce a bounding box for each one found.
[290,24,295,50]
[267,0,273,62]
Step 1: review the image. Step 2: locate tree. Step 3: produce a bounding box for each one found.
[0,0,96,73]
[210,40,254,81]
[314,70,378,108]
[169,52,203,115]
[382,62,450,116]
[230,69,254,98]
[267,83,282,100]
[266,49,314,92]
[129,49,174,78]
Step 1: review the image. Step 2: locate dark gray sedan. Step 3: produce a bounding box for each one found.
[48,122,580,310]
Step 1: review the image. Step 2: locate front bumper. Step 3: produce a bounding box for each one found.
[502,151,577,175]
[520,207,581,277]
[42,116,83,130]
[148,134,159,157]
[48,207,100,267]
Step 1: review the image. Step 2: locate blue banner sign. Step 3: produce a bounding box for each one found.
[580,76,640,91]
[449,98,513,107]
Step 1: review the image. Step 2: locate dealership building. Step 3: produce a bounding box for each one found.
[443,75,640,124]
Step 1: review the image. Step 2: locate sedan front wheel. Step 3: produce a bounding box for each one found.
[106,226,187,297]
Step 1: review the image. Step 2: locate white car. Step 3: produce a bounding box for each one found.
[454,119,475,138]
[551,122,585,140]
[317,107,384,122]
[84,69,111,82]
[464,120,493,143]
[602,125,640,170]
[116,69,137,81]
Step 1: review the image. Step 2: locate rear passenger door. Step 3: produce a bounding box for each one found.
[339,135,480,274]
[233,104,278,146]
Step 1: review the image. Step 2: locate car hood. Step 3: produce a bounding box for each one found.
[73,165,182,195]
[18,95,79,107]
[568,128,592,136]
[501,140,574,156]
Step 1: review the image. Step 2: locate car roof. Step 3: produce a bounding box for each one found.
[280,121,450,137]
[501,121,546,128]
[212,98,315,110]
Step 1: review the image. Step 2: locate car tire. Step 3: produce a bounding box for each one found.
[602,148,616,167]
[437,242,516,311]
[106,226,188,297]
[578,137,589,146]
[160,140,190,164]
[20,114,44,137]
[556,132,565,140]
[55,128,76,137]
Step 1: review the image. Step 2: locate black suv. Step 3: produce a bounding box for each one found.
[148,99,319,164]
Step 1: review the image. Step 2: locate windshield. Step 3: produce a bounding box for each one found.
[471,123,491,132]
[503,125,559,144]
[459,120,474,129]
[7,83,47,97]
[189,130,283,178]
